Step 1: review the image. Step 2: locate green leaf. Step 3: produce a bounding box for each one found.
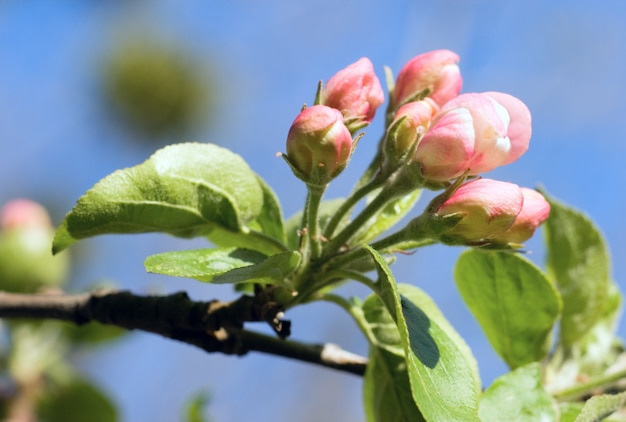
[53,143,267,253]
[252,175,285,244]
[354,190,421,245]
[543,191,612,347]
[210,250,300,285]
[363,344,425,422]
[145,247,267,282]
[455,250,562,369]
[63,321,127,345]
[574,391,626,422]
[38,378,117,422]
[560,403,585,422]
[363,244,481,421]
[184,391,212,422]
[478,363,558,422]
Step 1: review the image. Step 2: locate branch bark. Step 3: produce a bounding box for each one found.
[0,290,367,376]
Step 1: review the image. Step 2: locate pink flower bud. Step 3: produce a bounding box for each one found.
[493,188,550,244]
[435,179,523,245]
[321,57,384,131]
[285,105,353,184]
[414,92,532,182]
[387,99,439,154]
[1,199,51,230]
[392,50,462,110]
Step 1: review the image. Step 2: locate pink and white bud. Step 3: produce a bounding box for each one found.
[435,179,523,245]
[414,92,532,182]
[1,199,52,230]
[321,57,384,132]
[392,50,462,110]
[285,105,353,184]
[386,99,439,155]
[494,188,550,244]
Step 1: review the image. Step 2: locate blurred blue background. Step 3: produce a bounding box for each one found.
[1,1,625,420]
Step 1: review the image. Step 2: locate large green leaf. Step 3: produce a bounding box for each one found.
[53,143,269,253]
[252,175,285,244]
[146,248,299,285]
[478,363,558,421]
[543,192,612,348]
[364,245,481,421]
[145,247,267,282]
[455,250,562,369]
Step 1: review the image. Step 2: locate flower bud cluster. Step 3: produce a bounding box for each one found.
[282,49,548,246]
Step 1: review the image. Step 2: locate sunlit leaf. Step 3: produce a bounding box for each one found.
[53,143,267,253]
[364,244,481,421]
[574,391,626,422]
[455,250,561,369]
[145,247,267,282]
[543,191,612,347]
[479,363,558,421]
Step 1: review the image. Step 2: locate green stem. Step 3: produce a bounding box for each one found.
[318,293,378,345]
[301,184,326,260]
[553,368,626,402]
[325,213,435,271]
[322,185,399,259]
[323,175,386,239]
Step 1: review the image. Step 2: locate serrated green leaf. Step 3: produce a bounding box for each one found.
[543,192,612,348]
[561,403,586,422]
[37,378,117,422]
[53,143,266,253]
[210,250,300,285]
[574,391,626,422]
[354,190,421,245]
[478,362,558,422]
[363,244,481,421]
[455,250,561,369]
[144,247,267,282]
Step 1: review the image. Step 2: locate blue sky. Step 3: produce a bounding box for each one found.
[1,1,626,421]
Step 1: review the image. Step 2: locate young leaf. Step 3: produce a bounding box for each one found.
[543,191,612,348]
[210,250,300,285]
[478,363,558,422]
[455,250,562,369]
[145,247,267,282]
[354,189,421,245]
[363,244,481,421]
[53,143,267,253]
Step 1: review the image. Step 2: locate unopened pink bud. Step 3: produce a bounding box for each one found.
[392,50,462,110]
[436,179,523,245]
[1,199,51,230]
[321,58,384,131]
[285,105,353,184]
[494,188,550,244]
[414,92,532,182]
[387,99,439,154]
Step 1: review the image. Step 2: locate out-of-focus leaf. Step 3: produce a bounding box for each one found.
[574,391,626,422]
[63,322,127,346]
[543,191,611,347]
[38,378,117,422]
[364,245,481,421]
[184,390,212,422]
[53,143,267,254]
[478,363,558,421]
[455,250,561,369]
